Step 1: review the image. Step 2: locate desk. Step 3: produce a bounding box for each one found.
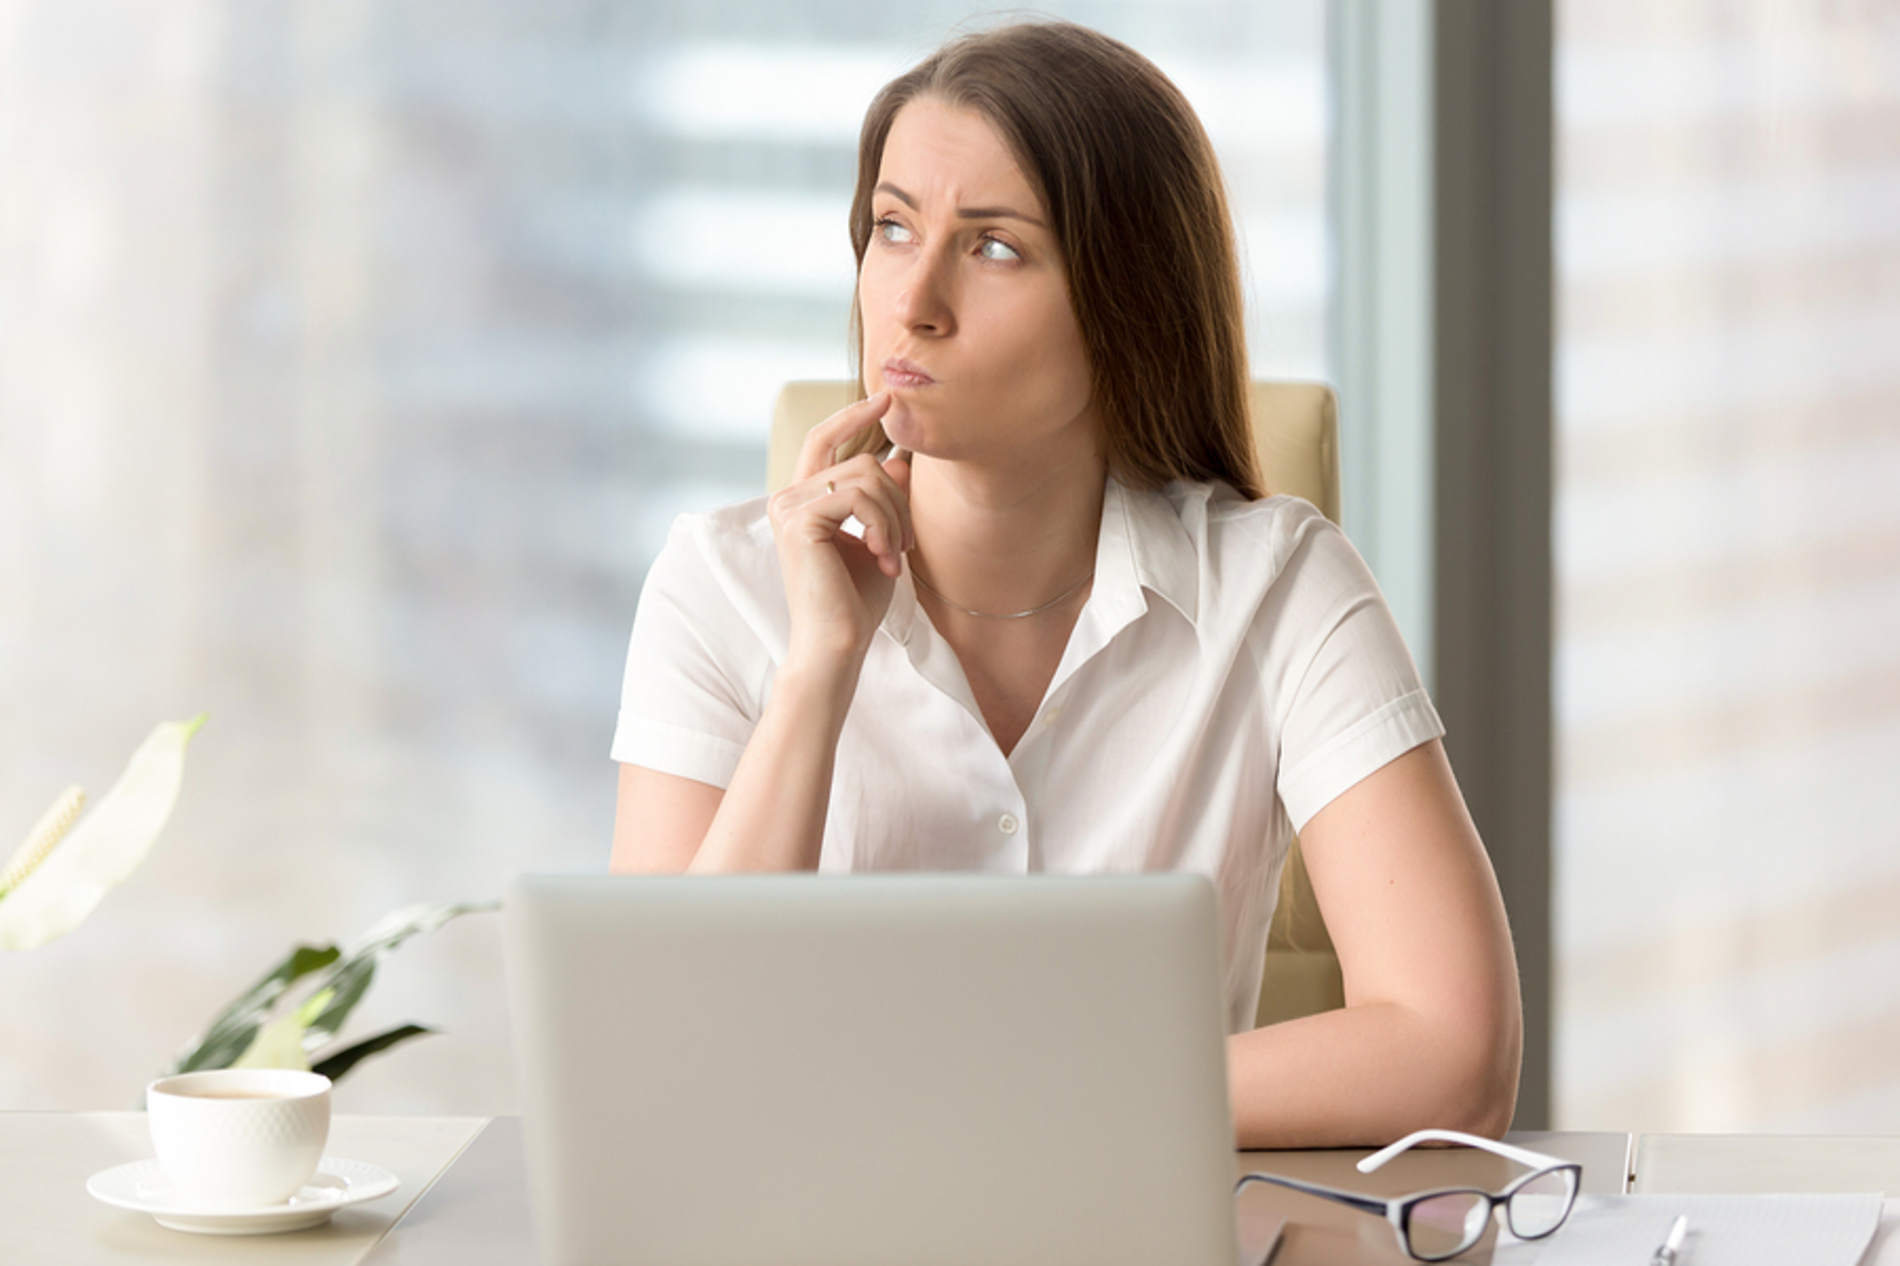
[0,1112,484,1266]
[6,1114,1899,1264]
[1231,1131,1630,1265]
[1635,1134,1900,1196]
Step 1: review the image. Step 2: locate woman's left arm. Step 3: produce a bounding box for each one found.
[1226,738,1522,1149]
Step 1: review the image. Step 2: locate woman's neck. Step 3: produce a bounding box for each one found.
[905,446,1107,616]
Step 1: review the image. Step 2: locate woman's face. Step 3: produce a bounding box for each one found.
[858,98,1100,469]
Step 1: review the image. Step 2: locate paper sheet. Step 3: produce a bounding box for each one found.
[1487,1192,1883,1266]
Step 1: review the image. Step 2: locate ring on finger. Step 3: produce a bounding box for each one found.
[826,480,836,495]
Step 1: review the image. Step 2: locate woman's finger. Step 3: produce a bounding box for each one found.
[774,464,890,544]
[791,391,892,484]
[836,453,911,565]
[882,448,914,552]
[824,469,908,566]
[780,460,909,576]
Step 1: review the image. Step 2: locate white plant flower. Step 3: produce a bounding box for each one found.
[0,715,205,951]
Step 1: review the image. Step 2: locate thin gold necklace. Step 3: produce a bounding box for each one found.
[910,566,1095,619]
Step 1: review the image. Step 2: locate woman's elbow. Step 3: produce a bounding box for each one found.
[1454,1056,1521,1141]
[1439,991,1524,1139]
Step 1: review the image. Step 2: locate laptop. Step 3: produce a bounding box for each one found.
[504,873,1280,1266]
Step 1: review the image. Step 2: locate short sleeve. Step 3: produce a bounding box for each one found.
[1264,506,1444,830]
[610,504,782,788]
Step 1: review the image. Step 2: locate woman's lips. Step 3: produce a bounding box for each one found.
[882,357,936,388]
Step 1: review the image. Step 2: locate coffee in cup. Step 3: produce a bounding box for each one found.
[146,1069,332,1207]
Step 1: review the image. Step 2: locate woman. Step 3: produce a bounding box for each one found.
[609,21,1521,1149]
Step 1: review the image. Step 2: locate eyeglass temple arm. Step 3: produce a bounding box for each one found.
[1357,1128,1567,1175]
[1235,1171,1392,1218]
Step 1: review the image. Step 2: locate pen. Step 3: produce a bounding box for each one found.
[1649,1214,1688,1266]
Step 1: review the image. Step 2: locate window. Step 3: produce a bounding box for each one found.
[0,1,1330,1112]
[1554,3,1900,1132]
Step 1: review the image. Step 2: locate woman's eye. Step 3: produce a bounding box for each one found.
[978,236,1021,262]
[876,217,915,245]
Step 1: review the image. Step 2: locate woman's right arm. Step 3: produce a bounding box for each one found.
[607,658,861,874]
[607,658,855,873]
[609,393,911,874]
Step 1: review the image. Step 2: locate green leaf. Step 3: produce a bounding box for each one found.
[304,955,379,1046]
[0,716,207,950]
[309,1023,436,1082]
[169,943,341,1074]
[300,900,498,1047]
[165,898,497,1085]
[233,988,333,1071]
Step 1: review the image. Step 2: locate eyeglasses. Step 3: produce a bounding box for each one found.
[1235,1128,1582,1262]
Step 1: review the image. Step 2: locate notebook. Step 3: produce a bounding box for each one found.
[503,873,1279,1266]
[1487,1192,1883,1266]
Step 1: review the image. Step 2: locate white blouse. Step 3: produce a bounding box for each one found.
[613,477,1443,1032]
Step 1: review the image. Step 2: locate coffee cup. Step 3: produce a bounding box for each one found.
[146,1069,332,1207]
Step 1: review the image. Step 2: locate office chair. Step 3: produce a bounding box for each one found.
[766,380,1346,1029]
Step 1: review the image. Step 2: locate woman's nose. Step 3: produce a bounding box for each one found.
[894,247,955,335]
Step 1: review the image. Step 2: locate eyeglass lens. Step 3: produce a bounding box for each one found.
[1405,1190,1490,1259]
[1505,1168,1578,1238]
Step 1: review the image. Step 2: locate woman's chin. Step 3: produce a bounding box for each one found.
[881,401,924,451]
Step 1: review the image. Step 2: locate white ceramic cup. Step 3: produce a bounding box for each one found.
[146,1069,332,1207]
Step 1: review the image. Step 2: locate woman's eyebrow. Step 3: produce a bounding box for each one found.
[875,181,1047,228]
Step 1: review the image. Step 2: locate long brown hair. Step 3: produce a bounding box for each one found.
[847,21,1263,499]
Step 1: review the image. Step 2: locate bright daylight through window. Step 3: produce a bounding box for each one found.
[0,1,1330,1115]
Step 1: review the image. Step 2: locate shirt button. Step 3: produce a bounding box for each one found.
[1042,708,1061,725]
[997,813,1020,835]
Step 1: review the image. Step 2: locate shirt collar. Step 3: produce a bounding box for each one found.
[1101,476,1200,628]
[882,566,921,647]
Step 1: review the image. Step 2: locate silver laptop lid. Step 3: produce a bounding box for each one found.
[504,873,1240,1266]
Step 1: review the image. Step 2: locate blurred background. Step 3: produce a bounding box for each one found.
[1552,2,1900,1133]
[2,0,1897,1134]
[0,0,1329,1114]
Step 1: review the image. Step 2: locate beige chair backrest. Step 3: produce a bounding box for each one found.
[766,379,1345,1029]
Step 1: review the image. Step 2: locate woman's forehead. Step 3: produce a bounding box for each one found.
[876,98,1045,220]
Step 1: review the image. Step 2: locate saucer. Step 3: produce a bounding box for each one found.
[87,1156,400,1235]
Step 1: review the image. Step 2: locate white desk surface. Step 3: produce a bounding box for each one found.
[7,1114,1900,1265]
[0,1112,485,1266]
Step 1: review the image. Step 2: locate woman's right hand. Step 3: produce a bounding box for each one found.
[615,394,912,877]
[767,391,914,675]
